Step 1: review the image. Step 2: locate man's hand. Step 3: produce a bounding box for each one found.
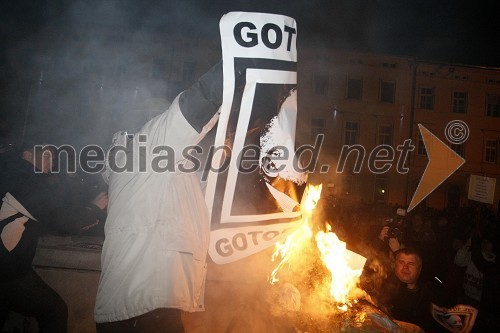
[379,226,402,252]
[379,226,390,241]
[1,216,29,251]
[92,191,109,210]
[388,237,402,253]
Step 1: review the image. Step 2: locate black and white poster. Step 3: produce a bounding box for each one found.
[206,12,307,264]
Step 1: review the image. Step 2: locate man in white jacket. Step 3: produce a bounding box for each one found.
[95,61,223,332]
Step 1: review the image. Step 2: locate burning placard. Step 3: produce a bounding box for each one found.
[206,12,306,264]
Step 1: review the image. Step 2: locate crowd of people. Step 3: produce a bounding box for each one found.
[321,196,499,332]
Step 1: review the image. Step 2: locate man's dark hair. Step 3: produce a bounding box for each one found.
[394,247,422,265]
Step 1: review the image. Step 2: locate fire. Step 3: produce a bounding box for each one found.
[270,184,366,311]
[269,184,321,284]
[316,226,365,306]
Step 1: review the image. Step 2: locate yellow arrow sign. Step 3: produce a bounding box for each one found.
[408,124,465,212]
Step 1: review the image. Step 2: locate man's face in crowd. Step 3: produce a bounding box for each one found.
[24,147,56,173]
[395,253,422,287]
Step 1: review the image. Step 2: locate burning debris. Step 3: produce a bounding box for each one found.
[266,184,418,333]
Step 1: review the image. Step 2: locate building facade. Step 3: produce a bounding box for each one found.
[297,48,414,208]
[409,62,500,211]
[297,49,500,212]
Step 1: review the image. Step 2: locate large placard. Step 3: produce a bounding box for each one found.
[206,12,306,264]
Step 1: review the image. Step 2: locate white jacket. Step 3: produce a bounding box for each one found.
[94,94,211,322]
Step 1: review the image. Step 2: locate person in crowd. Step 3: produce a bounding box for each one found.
[454,235,486,307]
[431,215,458,287]
[468,232,499,332]
[0,143,108,332]
[94,61,224,333]
[360,208,407,308]
[387,248,448,332]
[376,208,407,256]
[404,212,437,283]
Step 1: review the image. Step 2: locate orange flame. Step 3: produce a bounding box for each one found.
[270,184,366,311]
[316,226,365,307]
[269,184,321,284]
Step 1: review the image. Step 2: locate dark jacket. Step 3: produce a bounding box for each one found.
[389,281,446,332]
[0,157,104,280]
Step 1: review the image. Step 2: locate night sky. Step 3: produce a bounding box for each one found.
[0,0,499,146]
[2,0,498,66]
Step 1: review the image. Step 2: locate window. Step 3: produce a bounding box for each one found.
[417,133,427,156]
[347,77,363,100]
[378,125,393,146]
[374,175,388,202]
[314,74,329,96]
[450,143,465,157]
[485,140,498,163]
[380,81,395,103]
[419,87,434,110]
[344,121,359,145]
[310,118,325,141]
[486,94,500,117]
[452,91,467,113]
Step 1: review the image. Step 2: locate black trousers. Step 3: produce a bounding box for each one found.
[96,308,184,333]
[0,269,68,333]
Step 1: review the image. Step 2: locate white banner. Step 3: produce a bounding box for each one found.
[468,174,496,204]
[206,12,306,264]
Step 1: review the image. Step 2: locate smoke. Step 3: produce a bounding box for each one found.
[0,0,226,151]
[4,0,491,149]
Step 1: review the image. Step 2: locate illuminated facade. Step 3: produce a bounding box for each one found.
[297,50,500,211]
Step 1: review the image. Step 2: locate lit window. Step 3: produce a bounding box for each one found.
[419,87,434,110]
[344,121,359,145]
[485,140,498,163]
[378,125,393,146]
[486,94,500,117]
[452,91,467,113]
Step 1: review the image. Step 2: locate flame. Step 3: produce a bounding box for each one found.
[316,226,364,306]
[270,184,366,311]
[269,184,321,284]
